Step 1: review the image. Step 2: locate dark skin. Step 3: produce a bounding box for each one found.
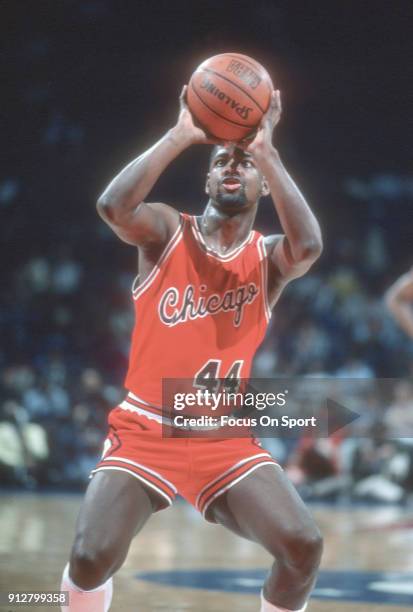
[69,87,323,609]
[98,87,322,308]
[385,267,413,339]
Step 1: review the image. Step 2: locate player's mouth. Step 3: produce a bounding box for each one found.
[221,177,243,192]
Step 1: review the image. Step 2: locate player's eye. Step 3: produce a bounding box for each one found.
[215,159,226,166]
[242,160,253,167]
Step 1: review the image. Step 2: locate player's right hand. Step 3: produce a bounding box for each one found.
[175,85,223,145]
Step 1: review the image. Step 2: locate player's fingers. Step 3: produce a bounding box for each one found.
[199,129,222,145]
[238,134,252,146]
[237,137,254,151]
[267,90,276,110]
[275,89,282,111]
[179,85,188,108]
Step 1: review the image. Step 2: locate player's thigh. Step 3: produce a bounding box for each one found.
[72,470,156,556]
[210,464,320,552]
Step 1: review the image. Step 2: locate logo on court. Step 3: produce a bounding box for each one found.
[135,568,413,606]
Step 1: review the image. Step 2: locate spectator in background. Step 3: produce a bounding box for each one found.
[335,355,374,380]
[0,400,49,487]
[351,423,411,503]
[384,380,413,439]
[285,432,350,501]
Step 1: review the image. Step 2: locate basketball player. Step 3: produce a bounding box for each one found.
[385,267,413,340]
[61,86,323,612]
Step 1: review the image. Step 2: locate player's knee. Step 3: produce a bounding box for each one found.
[70,539,120,589]
[277,524,323,576]
[297,526,323,573]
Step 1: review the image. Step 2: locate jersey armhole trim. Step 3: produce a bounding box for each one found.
[132,215,184,301]
[257,236,272,322]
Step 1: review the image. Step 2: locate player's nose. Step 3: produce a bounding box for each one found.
[224,159,241,174]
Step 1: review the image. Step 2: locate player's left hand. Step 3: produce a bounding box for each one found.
[238,89,282,154]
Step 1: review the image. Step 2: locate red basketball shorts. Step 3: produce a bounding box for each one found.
[91,405,279,520]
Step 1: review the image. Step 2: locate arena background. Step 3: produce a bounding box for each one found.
[1,1,413,610]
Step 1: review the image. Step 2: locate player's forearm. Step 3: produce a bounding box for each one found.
[97,127,191,221]
[255,147,322,262]
[386,299,413,339]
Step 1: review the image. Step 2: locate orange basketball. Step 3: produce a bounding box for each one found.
[187,53,273,141]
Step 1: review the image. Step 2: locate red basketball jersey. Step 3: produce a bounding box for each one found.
[124,214,271,418]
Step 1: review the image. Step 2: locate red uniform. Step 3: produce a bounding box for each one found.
[92,214,279,519]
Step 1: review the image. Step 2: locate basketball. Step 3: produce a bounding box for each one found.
[187,53,273,141]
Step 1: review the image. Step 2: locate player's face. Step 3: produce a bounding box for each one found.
[206,146,269,212]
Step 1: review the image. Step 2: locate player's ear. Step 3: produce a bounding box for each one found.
[261,177,270,196]
[205,173,210,195]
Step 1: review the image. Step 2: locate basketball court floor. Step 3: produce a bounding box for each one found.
[0,493,412,611]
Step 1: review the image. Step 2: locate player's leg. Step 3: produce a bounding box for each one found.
[208,465,322,612]
[61,470,161,611]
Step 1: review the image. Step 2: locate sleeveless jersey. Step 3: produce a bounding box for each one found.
[124,214,271,419]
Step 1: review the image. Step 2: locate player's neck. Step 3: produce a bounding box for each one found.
[200,202,256,253]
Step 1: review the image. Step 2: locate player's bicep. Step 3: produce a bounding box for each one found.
[97,201,179,247]
[266,234,316,281]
